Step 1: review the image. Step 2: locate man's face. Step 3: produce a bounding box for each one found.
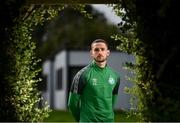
[90,42,110,63]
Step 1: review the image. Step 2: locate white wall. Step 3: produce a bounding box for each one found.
[42,60,51,106]
[53,50,67,110]
[69,51,91,66]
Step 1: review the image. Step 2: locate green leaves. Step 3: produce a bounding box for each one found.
[111,2,156,122]
[72,4,93,19]
[8,4,93,121]
[7,5,67,122]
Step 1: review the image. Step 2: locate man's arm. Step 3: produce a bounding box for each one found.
[68,92,81,122]
[112,94,118,107]
[68,69,86,122]
[112,75,120,107]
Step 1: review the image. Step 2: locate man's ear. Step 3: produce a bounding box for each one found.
[107,50,110,56]
[90,50,93,57]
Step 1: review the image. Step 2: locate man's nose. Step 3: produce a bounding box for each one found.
[97,50,103,55]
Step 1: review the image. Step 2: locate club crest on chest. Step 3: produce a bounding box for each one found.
[108,77,115,85]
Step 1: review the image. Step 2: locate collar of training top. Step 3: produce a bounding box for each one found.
[91,60,108,71]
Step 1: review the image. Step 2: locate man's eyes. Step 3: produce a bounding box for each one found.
[94,48,105,51]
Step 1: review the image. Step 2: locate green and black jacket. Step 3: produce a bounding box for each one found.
[68,61,120,122]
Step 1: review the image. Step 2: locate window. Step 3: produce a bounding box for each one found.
[41,74,47,91]
[57,68,63,90]
[68,66,84,93]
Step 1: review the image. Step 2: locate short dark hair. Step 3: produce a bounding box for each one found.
[91,39,109,49]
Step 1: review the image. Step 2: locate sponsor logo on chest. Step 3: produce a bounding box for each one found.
[92,78,97,85]
[91,76,115,85]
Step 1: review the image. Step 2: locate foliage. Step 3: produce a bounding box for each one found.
[111,26,153,121]
[111,0,180,121]
[0,0,26,121]
[2,5,66,121]
[0,3,101,121]
[33,5,120,60]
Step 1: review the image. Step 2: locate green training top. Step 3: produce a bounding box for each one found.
[68,61,120,122]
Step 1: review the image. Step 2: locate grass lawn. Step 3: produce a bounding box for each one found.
[44,110,139,122]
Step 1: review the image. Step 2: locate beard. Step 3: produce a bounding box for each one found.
[94,56,107,63]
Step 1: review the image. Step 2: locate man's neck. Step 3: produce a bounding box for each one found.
[95,61,107,68]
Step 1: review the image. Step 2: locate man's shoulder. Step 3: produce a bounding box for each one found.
[107,66,120,78]
[77,64,92,77]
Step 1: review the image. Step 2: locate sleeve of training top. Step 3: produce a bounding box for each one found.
[68,93,80,121]
[113,75,120,95]
[112,95,118,107]
[112,75,120,106]
[68,69,86,122]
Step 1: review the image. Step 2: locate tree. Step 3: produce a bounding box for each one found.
[0,0,26,120]
[111,0,180,121]
[33,5,120,60]
[0,2,107,121]
[0,1,62,121]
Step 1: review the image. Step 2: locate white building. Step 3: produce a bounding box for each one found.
[41,49,135,111]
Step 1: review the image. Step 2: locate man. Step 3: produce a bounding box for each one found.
[68,39,120,122]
